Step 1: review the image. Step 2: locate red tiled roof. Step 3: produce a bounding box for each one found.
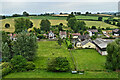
[60,31,66,35]
[72,33,81,36]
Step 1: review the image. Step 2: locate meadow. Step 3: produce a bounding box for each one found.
[4,41,118,78]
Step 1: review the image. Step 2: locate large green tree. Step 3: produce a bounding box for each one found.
[106,39,120,71]
[67,14,75,21]
[12,31,37,61]
[14,18,33,33]
[47,57,70,72]
[40,19,51,32]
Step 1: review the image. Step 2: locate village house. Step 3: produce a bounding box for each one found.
[93,38,114,55]
[59,31,67,39]
[75,39,96,49]
[71,33,81,39]
[48,31,56,39]
[112,29,120,36]
[87,29,98,37]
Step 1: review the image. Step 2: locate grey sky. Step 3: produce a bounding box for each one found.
[0,2,119,15]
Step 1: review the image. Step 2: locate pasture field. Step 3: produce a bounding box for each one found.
[34,41,74,69]
[75,15,110,21]
[3,41,118,78]
[85,21,119,28]
[71,49,106,71]
[0,18,67,32]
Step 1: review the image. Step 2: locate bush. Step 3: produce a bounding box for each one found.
[2,67,12,76]
[37,34,46,39]
[10,55,27,72]
[2,62,13,77]
[25,62,35,71]
[47,57,70,72]
[2,62,13,69]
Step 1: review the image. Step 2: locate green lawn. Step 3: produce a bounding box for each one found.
[71,49,106,71]
[34,41,74,69]
[4,70,118,78]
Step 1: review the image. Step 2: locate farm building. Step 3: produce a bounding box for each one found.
[93,38,114,55]
[112,29,120,36]
[87,29,98,37]
[75,39,96,49]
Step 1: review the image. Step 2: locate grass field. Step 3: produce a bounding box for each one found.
[75,15,109,21]
[71,49,106,71]
[34,41,74,69]
[4,70,118,78]
[85,21,118,28]
[3,41,118,78]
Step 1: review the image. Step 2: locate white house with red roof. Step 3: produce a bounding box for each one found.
[59,31,67,39]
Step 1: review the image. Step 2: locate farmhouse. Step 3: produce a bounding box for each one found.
[75,39,96,49]
[87,29,98,37]
[59,31,67,39]
[93,38,114,55]
[48,31,56,39]
[112,29,120,36]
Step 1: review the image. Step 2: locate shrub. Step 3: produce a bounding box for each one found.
[2,67,12,76]
[10,55,27,72]
[47,57,70,72]
[2,62,13,77]
[2,62,13,69]
[37,34,46,39]
[26,62,35,71]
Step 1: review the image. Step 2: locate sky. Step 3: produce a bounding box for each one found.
[0,0,120,15]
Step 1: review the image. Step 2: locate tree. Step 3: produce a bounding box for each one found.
[58,23,63,31]
[14,18,33,33]
[10,55,27,72]
[40,19,51,32]
[105,39,120,71]
[47,57,70,72]
[98,17,103,21]
[5,23,10,28]
[67,17,77,29]
[117,22,120,27]
[12,31,37,61]
[2,31,10,43]
[57,37,63,47]
[2,42,11,62]
[23,11,29,16]
[67,14,75,21]
[91,26,96,29]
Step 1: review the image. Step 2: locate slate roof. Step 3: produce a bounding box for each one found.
[87,29,98,33]
[78,34,89,40]
[81,39,92,46]
[93,38,114,49]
